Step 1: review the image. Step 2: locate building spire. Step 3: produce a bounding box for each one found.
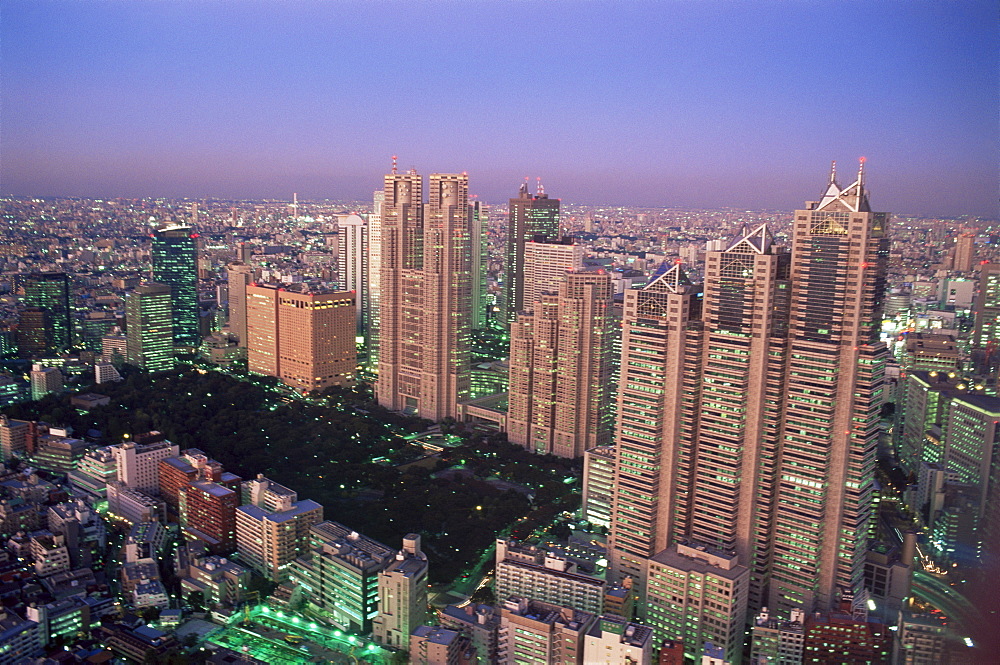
[857,156,866,189]
[536,177,545,197]
[829,160,837,185]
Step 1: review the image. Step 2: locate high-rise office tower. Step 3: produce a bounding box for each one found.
[972,263,1000,376]
[508,268,613,458]
[505,180,560,323]
[608,162,890,653]
[953,232,975,273]
[522,238,585,312]
[151,225,200,348]
[245,284,356,393]
[125,283,174,373]
[226,263,253,347]
[337,214,368,338]
[377,170,471,421]
[20,273,73,353]
[368,190,385,374]
[469,199,490,329]
[770,160,889,613]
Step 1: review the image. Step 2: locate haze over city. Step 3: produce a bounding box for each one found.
[2,0,997,217]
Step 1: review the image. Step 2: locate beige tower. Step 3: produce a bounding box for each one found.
[376,170,471,421]
[508,268,613,458]
[246,284,356,393]
[226,262,253,347]
[770,160,889,613]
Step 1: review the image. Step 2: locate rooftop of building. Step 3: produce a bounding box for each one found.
[186,480,236,498]
[412,625,462,646]
[649,542,745,579]
[237,498,321,523]
[589,615,654,648]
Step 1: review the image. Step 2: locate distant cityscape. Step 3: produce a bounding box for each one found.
[0,160,998,665]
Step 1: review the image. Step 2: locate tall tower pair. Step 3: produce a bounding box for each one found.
[376,169,472,421]
[608,161,889,658]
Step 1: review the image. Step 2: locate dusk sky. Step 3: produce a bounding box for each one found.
[2,0,997,217]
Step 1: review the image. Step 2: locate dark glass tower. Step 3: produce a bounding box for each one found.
[505,180,560,323]
[21,272,73,353]
[152,226,200,348]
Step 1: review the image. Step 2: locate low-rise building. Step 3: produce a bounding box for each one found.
[373,534,429,649]
[497,597,596,664]
[582,615,654,665]
[410,625,472,665]
[180,555,250,608]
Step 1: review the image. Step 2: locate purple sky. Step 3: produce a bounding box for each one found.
[2,0,997,217]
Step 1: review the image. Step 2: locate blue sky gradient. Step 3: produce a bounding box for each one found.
[2,0,996,216]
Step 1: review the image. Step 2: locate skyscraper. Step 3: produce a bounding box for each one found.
[607,162,890,656]
[245,284,356,393]
[125,283,174,373]
[226,262,253,347]
[20,272,73,353]
[368,189,385,375]
[508,268,614,458]
[376,170,471,421]
[770,160,888,613]
[151,226,200,348]
[469,199,490,329]
[505,180,560,323]
[337,214,368,338]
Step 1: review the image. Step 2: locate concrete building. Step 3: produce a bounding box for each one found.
[376,171,472,421]
[495,539,606,616]
[125,282,174,372]
[180,480,238,554]
[497,597,595,665]
[645,543,750,664]
[521,238,585,317]
[106,481,165,525]
[246,283,356,393]
[409,625,472,665]
[290,521,394,633]
[508,268,613,458]
[337,214,367,337]
[367,189,385,374]
[373,534,428,649]
[235,476,322,582]
[226,262,253,346]
[582,445,615,530]
[439,603,501,664]
[29,364,62,401]
[180,554,250,608]
[113,439,178,494]
[749,607,806,665]
[0,417,32,462]
[582,615,654,665]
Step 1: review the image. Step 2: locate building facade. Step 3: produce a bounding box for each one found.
[126,283,174,372]
[505,180,560,323]
[376,170,472,420]
[151,225,200,348]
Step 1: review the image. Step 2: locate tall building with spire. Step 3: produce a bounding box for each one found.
[376,169,471,420]
[607,161,890,660]
[505,179,560,323]
[770,159,889,613]
[151,226,200,348]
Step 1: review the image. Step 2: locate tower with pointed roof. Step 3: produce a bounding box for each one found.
[769,159,889,613]
[606,162,891,660]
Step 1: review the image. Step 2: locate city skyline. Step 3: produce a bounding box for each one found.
[2,1,997,218]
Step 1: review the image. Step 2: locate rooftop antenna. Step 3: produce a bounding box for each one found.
[829,160,837,185]
[391,155,398,175]
[536,177,545,197]
[858,156,866,188]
